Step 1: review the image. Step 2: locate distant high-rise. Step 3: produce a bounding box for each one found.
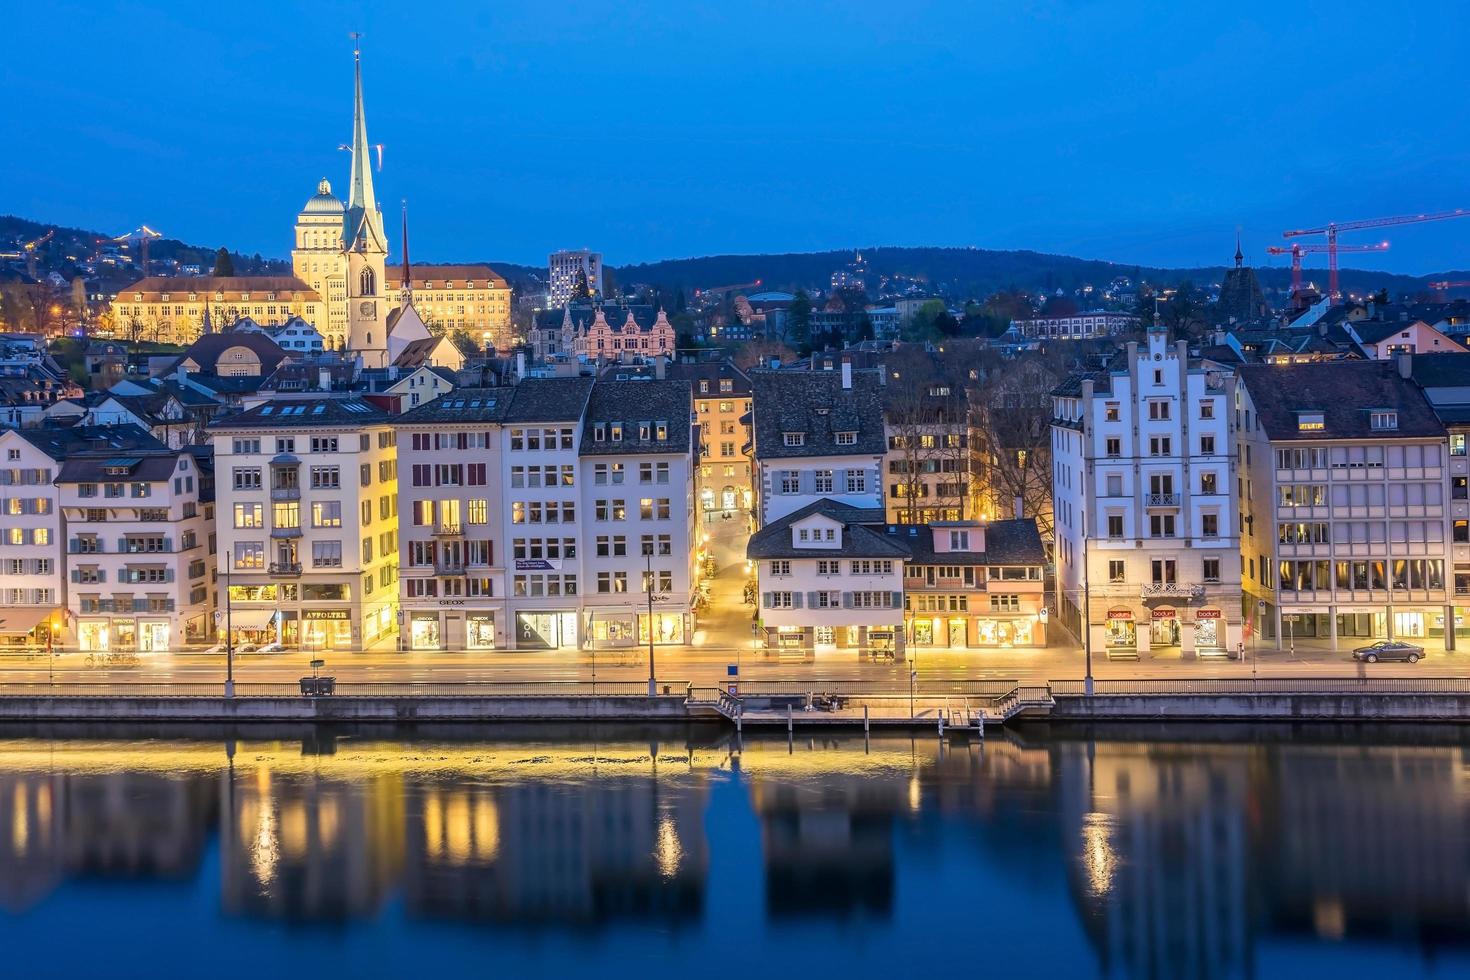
[548,250,603,307]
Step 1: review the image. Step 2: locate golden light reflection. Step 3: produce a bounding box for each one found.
[655,813,683,879]
[1081,812,1117,896]
[250,800,279,887]
[1314,897,1345,940]
[908,774,922,812]
[445,793,471,863]
[318,796,340,849]
[473,795,499,862]
[423,789,442,858]
[279,803,307,859]
[12,783,28,854]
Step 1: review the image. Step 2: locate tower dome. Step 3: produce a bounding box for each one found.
[301,178,345,216]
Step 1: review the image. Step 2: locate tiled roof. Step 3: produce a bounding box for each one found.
[7,424,163,461]
[208,397,391,430]
[171,332,290,376]
[579,380,693,456]
[750,369,886,459]
[56,452,180,484]
[1407,352,1470,388]
[393,387,515,424]
[1239,361,1445,441]
[746,499,909,560]
[386,264,509,289]
[116,276,319,301]
[502,377,595,423]
[883,519,1044,566]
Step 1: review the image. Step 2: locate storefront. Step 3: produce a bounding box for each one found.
[974,616,1035,648]
[409,612,442,651]
[1105,609,1136,650]
[225,608,278,646]
[1150,608,1180,647]
[515,610,577,649]
[0,608,59,649]
[637,612,687,645]
[301,609,353,650]
[138,620,171,652]
[1193,608,1224,651]
[466,614,496,650]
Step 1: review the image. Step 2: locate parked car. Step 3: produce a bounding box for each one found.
[1352,641,1424,663]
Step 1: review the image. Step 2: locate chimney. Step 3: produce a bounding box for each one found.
[840,360,852,390]
[654,355,666,380]
[876,362,887,385]
[318,368,331,391]
[1397,351,1413,380]
[515,351,526,381]
[1176,339,1188,365]
[1014,495,1024,520]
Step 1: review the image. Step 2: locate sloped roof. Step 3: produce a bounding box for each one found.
[884,519,1044,566]
[746,499,909,560]
[579,380,693,456]
[6,424,163,461]
[501,377,595,423]
[393,387,515,424]
[116,275,319,301]
[387,264,509,289]
[1239,361,1445,441]
[171,332,290,376]
[750,368,886,459]
[208,397,391,430]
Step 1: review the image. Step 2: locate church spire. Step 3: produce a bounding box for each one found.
[1234,229,1244,268]
[399,200,413,305]
[344,35,386,253]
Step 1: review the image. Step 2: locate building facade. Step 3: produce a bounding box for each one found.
[1013,310,1141,340]
[548,250,604,307]
[108,277,324,347]
[210,398,399,652]
[386,264,513,352]
[1238,360,1453,649]
[1052,329,1243,657]
[679,361,753,516]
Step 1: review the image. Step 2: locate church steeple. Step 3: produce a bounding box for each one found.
[399,200,413,306]
[1234,230,1244,268]
[344,37,386,254]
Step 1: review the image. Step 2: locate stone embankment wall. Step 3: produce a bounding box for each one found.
[0,696,694,724]
[1047,694,1470,722]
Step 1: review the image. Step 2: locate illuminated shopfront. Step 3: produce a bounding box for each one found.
[515,610,577,649]
[1106,610,1136,649]
[466,614,496,650]
[1150,609,1180,647]
[410,613,441,651]
[301,610,353,650]
[637,612,686,645]
[975,617,1034,647]
[1194,609,1223,650]
[138,621,171,652]
[78,620,110,651]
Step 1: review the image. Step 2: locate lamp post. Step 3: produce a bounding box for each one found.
[224,566,235,698]
[645,549,657,697]
[1082,527,1094,697]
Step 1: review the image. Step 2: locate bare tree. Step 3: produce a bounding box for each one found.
[969,356,1062,539]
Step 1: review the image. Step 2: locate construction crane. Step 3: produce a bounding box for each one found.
[1283,209,1470,301]
[1266,241,1389,296]
[113,225,163,275]
[16,229,54,278]
[1427,280,1470,300]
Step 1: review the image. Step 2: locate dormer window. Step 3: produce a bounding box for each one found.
[610,423,623,442]
[783,432,805,447]
[835,431,857,446]
[1370,410,1398,431]
[594,423,606,441]
[949,530,970,549]
[1297,411,1325,431]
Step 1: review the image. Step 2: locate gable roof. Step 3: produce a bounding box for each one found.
[1239,361,1445,441]
[579,380,693,455]
[5,424,164,461]
[502,377,595,423]
[208,397,391,430]
[750,369,887,459]
[393,387,515,424]
[171,332,290,376]
[746,499,908,560]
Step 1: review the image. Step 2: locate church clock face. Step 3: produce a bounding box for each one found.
[358,301,376,316]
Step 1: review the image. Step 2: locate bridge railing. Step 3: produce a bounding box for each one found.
[1048,677,1470,696]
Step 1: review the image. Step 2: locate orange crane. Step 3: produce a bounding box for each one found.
[1283,209,1470,301]
[1266,241,1389,296]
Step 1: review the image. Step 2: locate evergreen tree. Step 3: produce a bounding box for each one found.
[571,266,592,303]
[787,289,812,350]
[212,247,235,277]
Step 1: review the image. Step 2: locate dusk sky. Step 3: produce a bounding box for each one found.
[4,1,1468,275]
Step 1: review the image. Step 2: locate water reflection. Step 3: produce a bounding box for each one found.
[0,730,1465,975]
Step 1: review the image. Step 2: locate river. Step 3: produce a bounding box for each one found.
[0,723,1466,978]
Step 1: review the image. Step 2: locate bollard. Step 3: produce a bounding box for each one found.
[863,703,870,735]
[938,709,945,736]
[787,703,793,734]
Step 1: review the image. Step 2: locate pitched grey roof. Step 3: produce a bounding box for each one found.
[580,380,693,456]
[501,378,595,423]
[882,519,1044,566]
[1407,352,1470,388]
[208,397,391,430]
[170,332,290,376]
[393,387,515,424]
[1239,361,1446,441]
[56,452,181,484]
[746,500,910,560]
[8,424,164,461]
[750,369,886,460]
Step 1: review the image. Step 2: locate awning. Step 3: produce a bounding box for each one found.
[226,608,278,631]
[0,608,56,635]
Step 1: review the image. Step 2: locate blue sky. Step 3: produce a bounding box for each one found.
[3,0,1467,274]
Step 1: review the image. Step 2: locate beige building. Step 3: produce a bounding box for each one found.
[387,265,513,352]
[291,177,350,349]
[108,277,323,347]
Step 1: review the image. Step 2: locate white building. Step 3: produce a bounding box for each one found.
[548,250,604,307]
[56,447,213,652]
[1051,328,1243,657]
[1238,359,1453,649]
[750,363,888,525]
[210,397,400,652]
[1013,310,1141,340]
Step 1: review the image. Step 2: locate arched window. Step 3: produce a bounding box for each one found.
[359,267,376,296]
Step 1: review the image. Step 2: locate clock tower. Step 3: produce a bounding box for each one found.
[343,43,389,369]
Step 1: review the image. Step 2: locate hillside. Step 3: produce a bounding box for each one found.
[612,246,1444,299]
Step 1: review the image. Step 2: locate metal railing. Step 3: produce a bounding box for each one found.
[1145,492,1180,507]
[0,679,689,699]
[268,562,302,577]
[1140,583,1205,599]
[1048,677,1470,696]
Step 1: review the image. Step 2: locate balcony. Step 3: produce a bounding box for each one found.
[1145,493,1181,508]
[270,486,301,501]
[1141,583,1205,599]
[268,562,302,577]
[435,558,466,576]
[269,525,302,539]
[432,523,463,537]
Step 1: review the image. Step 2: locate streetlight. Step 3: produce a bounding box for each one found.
[644,547,661,697]
[1082,528,1094,696]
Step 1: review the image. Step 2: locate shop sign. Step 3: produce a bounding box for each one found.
[1196,609,1222,619]
[1106,609,1134,620]
[437,599,465,606]
[1151,608,1176,620]
[303,609,351,621]
[515,559,560,571]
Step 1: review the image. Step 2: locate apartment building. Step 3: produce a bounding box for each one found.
[1404,354,1470,645]
[1052,328,1243,657]
[210,398,399,652]
[675,361,753,516]
[896,519,1046,649]
[56,447,213,652]
[1238,360,1452,649]
[1012,310,1141,340]
[882,380,970,524]
[750,363,887,525]
[579,380,697,647]
[394,390,511,651]
[548,249,603,307]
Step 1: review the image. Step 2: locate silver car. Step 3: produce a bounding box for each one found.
[1352,641,1424,663]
